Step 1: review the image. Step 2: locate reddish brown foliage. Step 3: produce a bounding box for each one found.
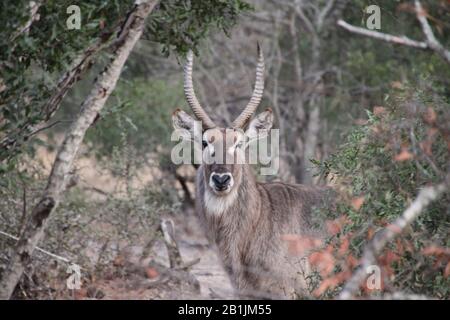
[326,216,350,236]
[390,81,403,89]
[145,267,159,279]
[367,227,375,240]
[373,106,386,116]
[445,262,450,278]
[346,254,359,269]
[309,248,335,277]
[351,197,365,211]
[423,107,437,125]
[313,271,350,297]
[394,148,413,161]
[281,234,323,256]
[113,255,125,267]
[422,245,450,257]
[74,288,88,300]
[379,250,401,277]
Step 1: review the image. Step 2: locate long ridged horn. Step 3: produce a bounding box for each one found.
[184,50,216,129]
[232,43,265,128]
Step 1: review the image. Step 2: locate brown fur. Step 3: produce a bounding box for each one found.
[196,162,331,299]
[173,109,332,299]
[175,46,335,298]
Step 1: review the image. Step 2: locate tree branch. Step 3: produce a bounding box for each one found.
[414,0,450,64]
[292,0,316,35]
[337,20,428,50]
[0,41,104,155]
[316,0,335,32]
[337,2,450,66]
[339,178,449,299]
[0,0,159,300]
[10,1,42,42]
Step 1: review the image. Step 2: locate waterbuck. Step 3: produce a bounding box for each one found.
[172,45,332,299]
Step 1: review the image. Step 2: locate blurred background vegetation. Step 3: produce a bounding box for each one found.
[0,0,449,299]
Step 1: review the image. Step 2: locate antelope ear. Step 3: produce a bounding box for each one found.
[172,109,202,142]
[245,108,273,142]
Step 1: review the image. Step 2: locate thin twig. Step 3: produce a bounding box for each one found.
[174,258,201,271]
[0,230,70,264]
[18,182,27,236]
[27,120,72,138]
[317,0,335,32]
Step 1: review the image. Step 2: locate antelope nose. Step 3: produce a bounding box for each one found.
[212,174,231,189]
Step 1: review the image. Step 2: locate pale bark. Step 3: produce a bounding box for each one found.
[338,1,450,65]
[287,0,349,184]
[0,0,159,300]
[414,0,450,64]
[339,179,449,299]
[337,20,428,50]
[10,1,42,42]
[302,104,320,184]
[159,219,183,269]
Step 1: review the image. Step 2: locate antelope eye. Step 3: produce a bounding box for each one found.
[202,140,208,149]
[236,141,244,148]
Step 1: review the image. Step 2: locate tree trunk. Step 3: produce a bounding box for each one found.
[0,0,159,300]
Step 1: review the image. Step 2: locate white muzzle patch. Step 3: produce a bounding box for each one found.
[204,172,237,215]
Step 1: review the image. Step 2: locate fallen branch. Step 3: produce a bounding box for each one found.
[174,258,201,271]
[0,0,159,300]
[339,179,449,299]
[159,218,184,269]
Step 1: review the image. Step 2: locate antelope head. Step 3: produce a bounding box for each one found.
[173,45,273,197]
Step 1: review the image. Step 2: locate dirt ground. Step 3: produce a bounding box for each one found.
[22,138,236,300]
[83,212,236,300]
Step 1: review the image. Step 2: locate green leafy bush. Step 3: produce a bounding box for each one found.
[313,83,450,298]
[147,0,252,56]
[85,78,182,159]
